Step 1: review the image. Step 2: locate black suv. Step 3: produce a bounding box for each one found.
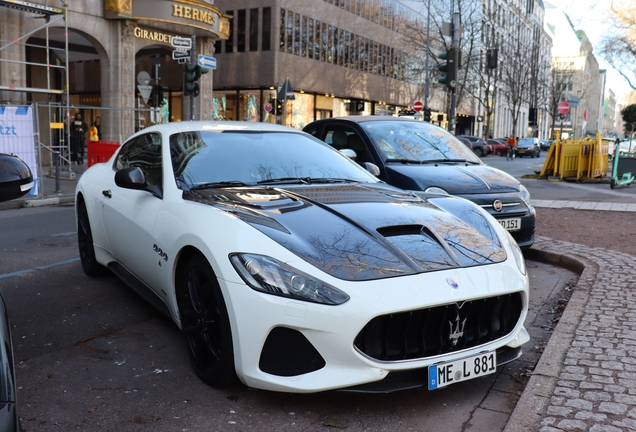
[303,116,536,248]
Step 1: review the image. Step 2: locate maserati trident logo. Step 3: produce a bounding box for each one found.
[448,313,467,346]
[493,200,503,212]
[446,277,459,289]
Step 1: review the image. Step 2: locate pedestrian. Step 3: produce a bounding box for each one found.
[92,116,101,141]
[71,112,88,164]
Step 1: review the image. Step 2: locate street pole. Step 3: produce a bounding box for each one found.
[424,0,431,110]
[449,12,460,134]
[190,35,196,121]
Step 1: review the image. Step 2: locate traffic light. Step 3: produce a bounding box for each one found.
[148,85,168,107]
[437,48,457,88]
[275,99,283,115]
[183,63,209,97]
[424,107,432,122]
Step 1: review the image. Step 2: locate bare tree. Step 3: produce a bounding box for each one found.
[599,0,636,91]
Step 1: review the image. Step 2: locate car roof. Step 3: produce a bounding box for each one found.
[136,120,301,135]
[309,115,423,124]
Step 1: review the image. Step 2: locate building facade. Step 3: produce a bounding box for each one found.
[0,0,230,145]
[544,3,606,139]
[211,0,424,129]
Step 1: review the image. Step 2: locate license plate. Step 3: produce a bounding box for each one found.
[499,218,521,231]
[428,351,497,390]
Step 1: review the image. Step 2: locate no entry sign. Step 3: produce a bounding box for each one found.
[558,101,570,115]
[413,101,423,112]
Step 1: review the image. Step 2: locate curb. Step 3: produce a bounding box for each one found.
[505,238,597,432]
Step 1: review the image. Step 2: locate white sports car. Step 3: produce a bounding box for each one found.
[75,121,530,393]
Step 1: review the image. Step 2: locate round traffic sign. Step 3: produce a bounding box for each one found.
[413,101,423,112]
[558,101,570,115]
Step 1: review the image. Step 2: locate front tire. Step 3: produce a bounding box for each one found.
[474,148,483,157]
[177,255,236,387]
[77,200,107,277]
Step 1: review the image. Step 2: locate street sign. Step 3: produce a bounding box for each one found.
[171,36,192,49]
[413,101,423,112]
[414,111,423,120]
[558,101,570,115]
[277,77,295,100]
[264,102,272,112]
[137,85,153,105]
[198,54,216,69]
[172,49,190,60]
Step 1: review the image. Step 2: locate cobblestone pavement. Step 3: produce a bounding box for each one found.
[506,236,636,432]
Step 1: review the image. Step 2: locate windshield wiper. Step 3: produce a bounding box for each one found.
[433,158,480,164]
[303,178,359,184]
[256,177,310,185]
[385,159,432,164]
[190,180,254,190]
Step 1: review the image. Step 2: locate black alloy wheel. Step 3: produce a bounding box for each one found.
[177,255,236,387]
[77,200,107,277]
[474,148,483,157]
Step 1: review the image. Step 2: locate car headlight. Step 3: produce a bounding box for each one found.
[506,232,526,275]
[519,184,531,207]
[229,253,350,305]
[424,186,449,195]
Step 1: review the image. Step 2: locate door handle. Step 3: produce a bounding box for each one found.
[102,190,112,198]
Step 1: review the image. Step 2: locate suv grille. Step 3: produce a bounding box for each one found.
[354,292,523,361]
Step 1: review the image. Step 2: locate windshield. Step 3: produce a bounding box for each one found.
[360,121,482,164]
[169,130,380,190]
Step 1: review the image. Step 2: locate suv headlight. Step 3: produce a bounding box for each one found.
[230,253,349,305]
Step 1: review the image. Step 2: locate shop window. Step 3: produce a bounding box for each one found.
[249,8,258,52]
[237,9,246,52]
[262,7,271,51]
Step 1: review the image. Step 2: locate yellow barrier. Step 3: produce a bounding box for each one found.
[539,132,609,180]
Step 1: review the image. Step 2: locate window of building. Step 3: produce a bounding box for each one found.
[294,13,300,56]
[326,24,332,63]
[333,27,339,65]
[302,16,307,57]
[308,18,314,59]
[226,11,234,53]
[279,8,286,52]
[249,8,258,52]
[262,7,271,51]
[237,9,246,52]
[286,10,293,54]
[315,20,322,60]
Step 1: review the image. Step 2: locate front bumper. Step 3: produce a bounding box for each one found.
[223,261,530,393]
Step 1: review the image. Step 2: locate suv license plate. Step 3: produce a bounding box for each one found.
[499,218,521,231]
[428,351,497,390]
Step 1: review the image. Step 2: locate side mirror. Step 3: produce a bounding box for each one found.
[115,167,162,199]
[364,162,381,177]
[0,153,34,202]
[340,149,357,160]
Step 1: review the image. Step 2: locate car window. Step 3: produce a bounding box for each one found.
[169,130,379,190]
[115,132,163,186]
[360,121,481,163]
[323,127,371,163]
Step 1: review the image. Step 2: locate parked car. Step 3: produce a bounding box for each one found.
[488,139,508,156]
[539,139,552,151]
[303,116,536,249]
[456,135,491,157]
[76,121,530,393]
[515,138,541,158]
[0,153,34,432]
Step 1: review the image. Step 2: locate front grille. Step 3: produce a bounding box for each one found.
[354,292,523,362]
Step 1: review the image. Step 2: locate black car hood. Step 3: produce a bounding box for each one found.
[185,183,505,281]
[385,163,520,195]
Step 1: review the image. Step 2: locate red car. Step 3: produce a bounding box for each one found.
[488,139,509,156]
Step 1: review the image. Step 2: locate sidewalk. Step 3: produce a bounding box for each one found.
[4,168,636,431]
